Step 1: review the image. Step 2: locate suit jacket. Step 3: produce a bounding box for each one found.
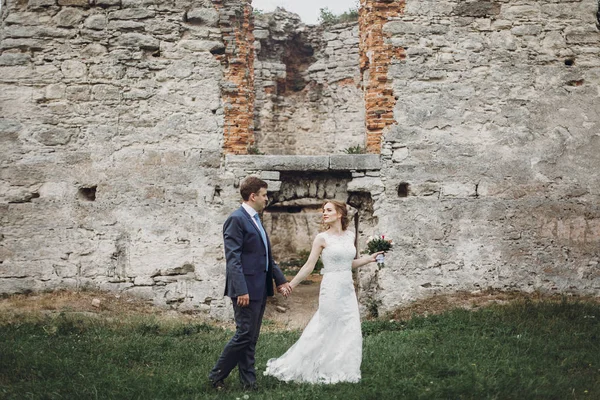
[223,206,287,301]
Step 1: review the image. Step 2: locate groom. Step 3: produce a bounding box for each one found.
[209,176,292,391]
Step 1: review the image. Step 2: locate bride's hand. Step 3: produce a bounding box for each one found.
[370,251,385,263]
[277,282,293,298]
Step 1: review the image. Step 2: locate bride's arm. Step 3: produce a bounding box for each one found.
[289,235,326,289]
[352,251,384,269]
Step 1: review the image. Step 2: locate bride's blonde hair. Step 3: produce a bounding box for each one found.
[322,200,350,231]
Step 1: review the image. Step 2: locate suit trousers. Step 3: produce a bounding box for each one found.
[209,292,267,385]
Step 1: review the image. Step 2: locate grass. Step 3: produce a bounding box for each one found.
[1,297,599,399]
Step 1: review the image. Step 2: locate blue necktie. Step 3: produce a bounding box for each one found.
[253,214,269,271]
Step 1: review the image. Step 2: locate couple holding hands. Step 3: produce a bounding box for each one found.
[209,176,384,390]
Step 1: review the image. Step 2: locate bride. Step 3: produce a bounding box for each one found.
[264,200,384,384]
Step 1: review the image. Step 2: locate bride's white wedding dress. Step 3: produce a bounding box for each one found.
[264,229,362,384]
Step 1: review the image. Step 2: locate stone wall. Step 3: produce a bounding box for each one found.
[367,0,600,314]
[1,0,600,320]
[0,0,235,317]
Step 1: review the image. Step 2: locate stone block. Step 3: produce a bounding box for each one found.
[264,180,281,192]
[66,85,92,101]
[511,24,542,37]
[179,40,224,52]
[122,0,162,6]
[113,33,160,50]
[32,126,74,146]
[260,171,280,180]
[107,20,145,30]
[329,154,381,171]
[226,155,330,171]
[53,8,84,27]
[383,21,427,35]
[84,15,108,30]
[109,9,156,20]
[134,276,155,286]
[0,38,48,51]
[186,8,220,27]
[57,0,89,6]
[38,182,69,199]
[501,4,540,19]
[441,182,476,198]
[45,83,67,99]
[28,0,56,8]
[453,1,500,18]
[0,119,23,137]
[254,29,269,40]
[5,13,40,26]
[0,53,31,66]
[81,43,108,57]
[61,60,87,78]
[96,0,120,5]
[0,65,30,80]
[92,84,119,100]
[347,177,384,194]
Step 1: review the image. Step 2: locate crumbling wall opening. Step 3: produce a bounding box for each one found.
[259,32,315,94]
[78,186,97,202]
[252,9,365,155]
[263,170,375,266]
[265,170,352,263]
[282,33,315,93]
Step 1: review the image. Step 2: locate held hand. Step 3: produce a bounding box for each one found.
[370,251,385,263]
[277,282,293,298]
[237,294,250,307]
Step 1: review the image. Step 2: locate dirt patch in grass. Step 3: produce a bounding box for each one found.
[1,285,598,330]
[386,289,600,321]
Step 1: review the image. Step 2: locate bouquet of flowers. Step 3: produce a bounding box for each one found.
[365,235,393,269]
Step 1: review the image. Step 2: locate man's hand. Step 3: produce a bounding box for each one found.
[277,282,293,298]
[237,294,250,307]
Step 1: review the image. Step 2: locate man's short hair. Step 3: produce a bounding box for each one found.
[240,176,268,201]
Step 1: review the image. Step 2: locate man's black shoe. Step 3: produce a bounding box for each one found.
[210,379,225,390]
[242,382,259,391]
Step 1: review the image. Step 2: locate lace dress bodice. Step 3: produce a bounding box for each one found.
[320,230,356,274]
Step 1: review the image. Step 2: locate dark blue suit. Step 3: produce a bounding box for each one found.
[209,206,287,386]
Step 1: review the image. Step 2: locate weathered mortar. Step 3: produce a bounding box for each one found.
[1,0,599,320]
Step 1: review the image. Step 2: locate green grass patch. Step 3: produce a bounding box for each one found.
[1,299,599,399]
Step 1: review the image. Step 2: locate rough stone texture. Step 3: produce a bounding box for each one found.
[1,0,599,320]
[361,0,600,315]
[253,9,365,155]
[0,0,228,315]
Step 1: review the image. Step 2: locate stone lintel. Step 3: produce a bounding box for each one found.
[329,154,380,171]
[226,155,380,172]
[225,155,330,171]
